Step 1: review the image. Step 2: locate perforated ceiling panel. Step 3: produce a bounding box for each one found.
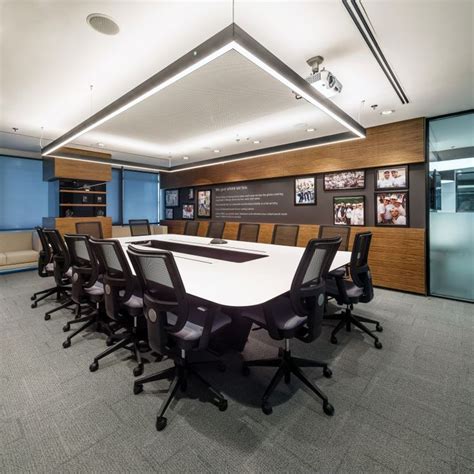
[79,49,346,164]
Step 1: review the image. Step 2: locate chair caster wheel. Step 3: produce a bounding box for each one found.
[133,365,144,377]
[31,303,37,309]
[330,335,338,344]
[89,361,99,372]
[63,324,70,332]
[374,340,383,349]
[156,416,167,431]
[31,296,36,301]
[376,324,383,332]
[133,383,143,395]
[218,399,228,412]
[242,365,250,376]
[44,314,51,321]
[218,362,226,373]
[106,337,115,347]
[323,367,333,378]
[62,340,71,349]
[262,402,273,415]
[323,402,335,416]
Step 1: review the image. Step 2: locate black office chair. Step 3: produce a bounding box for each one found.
[237,223,260,243]
[272,224,299,246]
[62,234,106,348]
[129,219,151,237]
[127,245,231,431]
[31,226,61,307]
[89,238,148,376]
[184,221,200,236]
[325,231,383,349]
[42,229,75,321]
[75,221,103,239]
[318,225,351,251]
[239,237,341,416]
[206,221,225,239]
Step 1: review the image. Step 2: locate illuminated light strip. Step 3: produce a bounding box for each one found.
[232,43,365,138]
[45,135,361,174]
[42,42,235,156]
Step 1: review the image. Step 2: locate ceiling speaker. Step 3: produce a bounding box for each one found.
[86,13,120,36]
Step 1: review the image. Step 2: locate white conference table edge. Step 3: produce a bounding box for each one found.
[115,234,351,308]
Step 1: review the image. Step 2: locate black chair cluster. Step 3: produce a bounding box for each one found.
[30,219,382,432]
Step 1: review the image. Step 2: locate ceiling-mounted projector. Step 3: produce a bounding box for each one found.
[304,56,342,98]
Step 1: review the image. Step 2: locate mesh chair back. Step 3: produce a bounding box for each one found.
[184,221,200,236]
[35,226,52,275]
[207,221,225,239]
[318,225,350,251]
[290,237,341,341]
[127,245,189,354]
[272,224,299,246]
[129,219,151,237]
[237,223,260,243]
[75,221,103,239]
[350,232,374,303]
[91,238,136,320]
[43,229,71,278]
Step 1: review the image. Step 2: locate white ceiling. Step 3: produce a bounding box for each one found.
[1,0,473,168]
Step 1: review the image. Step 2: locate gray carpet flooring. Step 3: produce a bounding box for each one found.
[0,270,472,473]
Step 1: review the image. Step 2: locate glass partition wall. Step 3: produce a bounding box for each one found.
[428,111,474,302]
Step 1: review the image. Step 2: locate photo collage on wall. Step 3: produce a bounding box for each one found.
[165,187,196,220]
[293,166,409,227]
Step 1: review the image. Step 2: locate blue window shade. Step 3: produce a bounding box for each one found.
[0,156,49,230]
[107,168,122,224]
[123,170,159,224]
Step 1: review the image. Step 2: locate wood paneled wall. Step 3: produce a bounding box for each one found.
[43,217,112,239]
[161,220,426,295]
[162,118,425,188]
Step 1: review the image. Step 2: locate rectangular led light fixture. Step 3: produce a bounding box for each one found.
[42,24,366,166]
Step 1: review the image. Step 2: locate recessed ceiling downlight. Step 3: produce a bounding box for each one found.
[86,14,120,36]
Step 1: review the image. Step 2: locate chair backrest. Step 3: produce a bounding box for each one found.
[237,223,260,243]
[184,221,200,236]
[350,231,374,303]
[90,238,136,319]
[206,221,225,239]
[318,225,350,251]
[129,219,151,237]
[43,229,71,282]
[75,221,104,239]
[272,224,299,246]
[35,226,52,275]
[127,245,189,354]
[64,234,100,301]
[289,237,341,341]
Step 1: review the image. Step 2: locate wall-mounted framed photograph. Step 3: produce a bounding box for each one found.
[294,176,316,205]
[375,192,408,226]
[324,170,365,191]
[197,189,212,218]
[187,188,194,201]
[375,165,408,190]
[333,196,365,226]
[165,208,174,220]
[165,189,179,207]
[182,204,195,220]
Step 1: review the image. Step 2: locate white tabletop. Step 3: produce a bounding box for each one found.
[117,234,351,308]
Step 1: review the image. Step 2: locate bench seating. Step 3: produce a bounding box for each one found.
[0,230,40,271]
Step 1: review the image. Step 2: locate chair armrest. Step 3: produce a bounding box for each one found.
[197,305,217,350]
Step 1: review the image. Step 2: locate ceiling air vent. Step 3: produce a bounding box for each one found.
[86,13,120,36]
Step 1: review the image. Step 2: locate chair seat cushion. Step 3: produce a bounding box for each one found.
[325,278,363,301]
[124,294,143,309]
[65,267,73,278]
[46,262,54,272]
[241,296,307,331]
[85,281,104,296]
[167,309,231,341]
[5,250,38,265]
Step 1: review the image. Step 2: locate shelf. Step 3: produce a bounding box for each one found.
[59,204,106,207]
[60,190,106,195]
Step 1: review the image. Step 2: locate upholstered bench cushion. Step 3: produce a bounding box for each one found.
[0,253,6,265]
[5,250,38,265]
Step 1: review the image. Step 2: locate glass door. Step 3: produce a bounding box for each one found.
[428,111,474,302]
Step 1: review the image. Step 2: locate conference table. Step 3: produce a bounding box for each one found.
[116,233,351,350]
